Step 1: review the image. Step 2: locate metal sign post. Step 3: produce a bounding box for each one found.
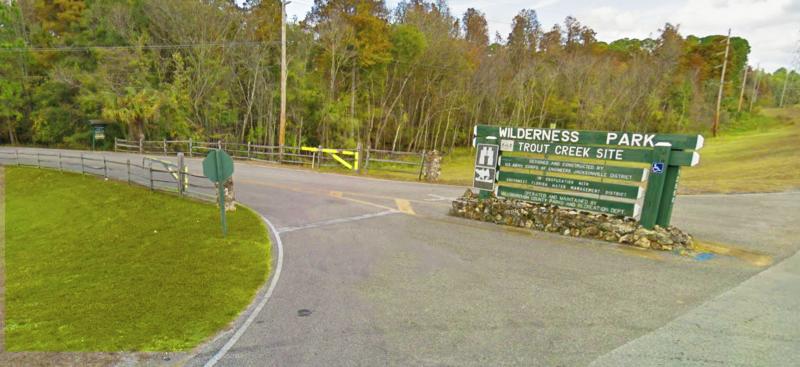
[203,149,235,237]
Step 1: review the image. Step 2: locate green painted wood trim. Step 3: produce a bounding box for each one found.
[640,144,672,228]
[655,165,681,228]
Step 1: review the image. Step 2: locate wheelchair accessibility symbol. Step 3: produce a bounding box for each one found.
[651,162,665,174]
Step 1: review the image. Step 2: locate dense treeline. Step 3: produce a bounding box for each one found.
[0,0,796,150]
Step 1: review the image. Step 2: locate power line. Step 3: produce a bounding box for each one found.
[0,41,279,53]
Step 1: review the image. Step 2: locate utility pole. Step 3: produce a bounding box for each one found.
[749,64,761,112]
[779,69,791,107]
[737,65,748,113]
[712,28,731,137]
[279,0,289,155]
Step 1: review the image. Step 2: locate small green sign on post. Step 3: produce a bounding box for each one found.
[203,149,235,237]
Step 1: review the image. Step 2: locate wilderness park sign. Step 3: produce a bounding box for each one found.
[472,125,704,229]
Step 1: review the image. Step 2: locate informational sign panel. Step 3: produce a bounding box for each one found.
[473,124,703,229]
[473,143,499,191]
[93,126,105,140]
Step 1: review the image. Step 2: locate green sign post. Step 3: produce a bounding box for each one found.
[473,124,703,229]
[203,149,235,236]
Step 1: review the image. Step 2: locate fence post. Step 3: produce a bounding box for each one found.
[114,138,118,152]
[103,156,108,179]
[418,150,426,181]
[36,152,40,168]
[80,153,85,175]
[188,138,193,157]
[247,141,251,160]
[640,143,672,229]
[217,140,222,150]
[126,159,131,185]
[58,152,62,172]
[149,163,154,191]
[177,152,185,196]
[163,139,167,156]
[364,147,370,173]
[317,145,323,169]
[139,138,144,154]
[355,142,362,174]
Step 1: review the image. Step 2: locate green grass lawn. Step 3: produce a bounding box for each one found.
[680,108,800,194]
[4,167,270,351]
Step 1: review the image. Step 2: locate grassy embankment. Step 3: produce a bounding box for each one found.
[4,167,270,351]
[352,107,799,194]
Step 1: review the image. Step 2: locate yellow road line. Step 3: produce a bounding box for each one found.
[693,241,773,267]
[394,199,416,215]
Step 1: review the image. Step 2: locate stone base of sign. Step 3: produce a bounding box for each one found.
[217,179,236,211]
[450,190,694,252]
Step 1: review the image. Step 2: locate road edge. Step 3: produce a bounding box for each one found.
[200,214,284,367]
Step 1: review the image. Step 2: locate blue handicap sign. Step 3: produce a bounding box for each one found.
[651,162,665,173]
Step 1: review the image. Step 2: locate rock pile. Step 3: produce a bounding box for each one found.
[450,190,694,252]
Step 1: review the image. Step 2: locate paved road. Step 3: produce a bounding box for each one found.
[2,148,799,366]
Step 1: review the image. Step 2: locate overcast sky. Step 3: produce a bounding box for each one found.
[281,0,799,72]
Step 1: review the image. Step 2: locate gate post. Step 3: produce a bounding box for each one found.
[355,142,362,174]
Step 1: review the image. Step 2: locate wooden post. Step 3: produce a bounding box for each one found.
[58,152,62,172]
[126,159,131,185]
[737,65,748,113]
[149,163,154,191]
[364,147,370,173]
[163,139,167,156]
[418,150,426,181]
[640,143,672,229]
[247,141,252,159]
[36,152,40,168]
[355,142,362,174]
[177,153,185,195]
[80,153,85,175]
[114,137,118,152]
[139,137,143,154]
[712,29,731,137]
[103,156,108,178]
[317,145,323,169]
[188,138,194,157]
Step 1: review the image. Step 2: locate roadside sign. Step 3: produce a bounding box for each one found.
[474,143,499,191]
[203,150,234,183]
[93,126,105,140]
[473,124,703,229]
[203,149,235,236]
